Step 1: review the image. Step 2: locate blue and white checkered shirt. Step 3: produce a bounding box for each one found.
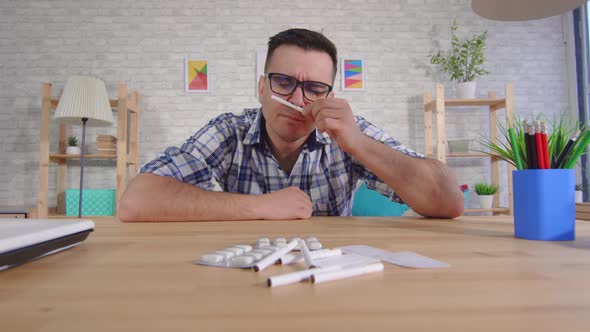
[140,108,424,216]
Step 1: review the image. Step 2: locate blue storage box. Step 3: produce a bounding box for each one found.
[513,169,575,241]
[65,188,116,216]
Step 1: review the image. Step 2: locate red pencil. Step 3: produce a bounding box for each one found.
[535,121,548,169]
[541,122,550,169]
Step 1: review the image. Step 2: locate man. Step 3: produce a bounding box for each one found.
[118,28,464,222]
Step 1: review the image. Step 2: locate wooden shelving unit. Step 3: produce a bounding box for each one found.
[423,83,515,215]
[36,82,140,219]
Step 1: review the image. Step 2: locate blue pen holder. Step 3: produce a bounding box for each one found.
[513,169,575,241]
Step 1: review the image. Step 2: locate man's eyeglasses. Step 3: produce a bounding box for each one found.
[267,73,333,102]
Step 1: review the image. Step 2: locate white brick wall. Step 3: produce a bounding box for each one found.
[0,0,572,210]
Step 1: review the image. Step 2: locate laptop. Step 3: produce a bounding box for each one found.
[0,219,94,271]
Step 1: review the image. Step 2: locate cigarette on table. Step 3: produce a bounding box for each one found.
[271,95,304,113]
[253,238,299,272]
[267,265,341,288]
[311,262,384,284]
[279,248,342,265]
[298,239,315,268]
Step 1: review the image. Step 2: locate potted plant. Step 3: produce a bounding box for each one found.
[576,184,583,203]
[66,135,81,155]
[429,19,490,99]
[475,183,498,209]
[475,113,589,170]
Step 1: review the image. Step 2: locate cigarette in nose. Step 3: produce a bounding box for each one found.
[271,95,304,113]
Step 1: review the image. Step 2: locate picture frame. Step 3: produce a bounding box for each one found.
[185,57,209,93]
[341,58,365,91]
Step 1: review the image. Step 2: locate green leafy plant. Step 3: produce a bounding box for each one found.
[67,135,78,147]
[475,183,498,195]
[429,19,490,83]
[475,113,590,169]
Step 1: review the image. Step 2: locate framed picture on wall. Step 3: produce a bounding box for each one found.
[185,58,209,93]
[341,58,365,91]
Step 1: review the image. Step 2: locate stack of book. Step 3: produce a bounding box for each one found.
[576,203,590,221]
[96,135,117,156]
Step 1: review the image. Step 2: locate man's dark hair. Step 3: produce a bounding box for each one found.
[265,28,338,82]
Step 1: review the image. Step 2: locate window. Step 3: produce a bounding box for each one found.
[573,5,590,201]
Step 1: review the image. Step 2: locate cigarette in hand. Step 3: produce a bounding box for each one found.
[271,95,304,113]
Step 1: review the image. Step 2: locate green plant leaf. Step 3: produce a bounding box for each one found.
[475,183,498,195]
[429,19,489,83]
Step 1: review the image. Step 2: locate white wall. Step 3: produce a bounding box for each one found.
[0,0,571,209]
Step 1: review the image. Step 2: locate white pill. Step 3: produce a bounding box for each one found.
[226,247,245,256]
[256,248,275,255]
[229,255,255,267]
[306,236,318,243]
[201,253,224,264]
[258,237,270,243]
[307,241,323,250]
[234,244,252,252]
[245,252,264,260]
[255,241,271,248]
[215,250,235,260]
[273,237,287,245]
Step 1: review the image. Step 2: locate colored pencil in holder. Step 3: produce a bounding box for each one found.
[563,129,590,169]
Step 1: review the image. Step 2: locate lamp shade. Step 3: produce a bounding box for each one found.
[54,75,113,127]
[472,0,588,21]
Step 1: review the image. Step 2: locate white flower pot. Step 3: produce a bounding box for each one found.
[575,190,583,203]
[66,146,81,155]
[478,194,494,209]
[456,81,477,99]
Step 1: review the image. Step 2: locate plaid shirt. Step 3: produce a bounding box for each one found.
[140,108,424,216]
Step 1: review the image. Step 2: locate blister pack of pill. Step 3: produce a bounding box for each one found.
[195,236,324,269]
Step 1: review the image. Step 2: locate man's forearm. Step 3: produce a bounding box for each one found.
[118,173,260,222]
[352,136,464,218]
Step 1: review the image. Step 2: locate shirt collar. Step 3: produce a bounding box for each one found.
[243,108,332,151]
[243,109,263,145]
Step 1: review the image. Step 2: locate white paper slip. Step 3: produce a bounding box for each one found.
[312,253,379,268]
[381,251,449,268]
[338,245,449,269]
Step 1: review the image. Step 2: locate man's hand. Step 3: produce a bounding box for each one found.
[255,186,312,220]
[305,98,365,154]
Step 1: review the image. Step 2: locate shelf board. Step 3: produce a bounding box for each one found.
[444,98,505,107]
[47,215,115,221]
[425,152,499,158]
[448,152,491,158]
[50,153,117,161]
[424,98,506,111]
[465,208,510,214]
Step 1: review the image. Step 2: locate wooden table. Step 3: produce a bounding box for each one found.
[2,216,590,331]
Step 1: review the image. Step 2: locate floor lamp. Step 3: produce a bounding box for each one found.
[54,75,114,218]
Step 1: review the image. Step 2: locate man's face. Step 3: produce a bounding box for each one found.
[258,45,334,144]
